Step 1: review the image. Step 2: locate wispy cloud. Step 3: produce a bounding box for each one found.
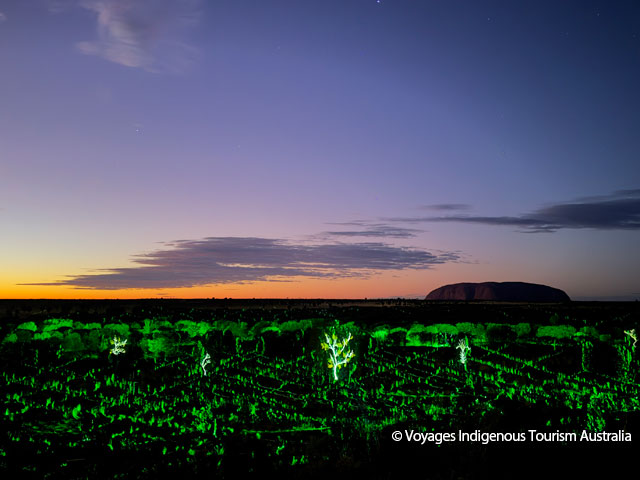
[73,0,201,72]
[322,221,422,238]
[386,189,640,233]
[24,237,460,290]
[419,204,471,211]
[0,11,7,23]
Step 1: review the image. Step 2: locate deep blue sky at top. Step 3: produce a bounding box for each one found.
[1,0,639,299]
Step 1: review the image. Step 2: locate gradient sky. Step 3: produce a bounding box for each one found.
[1,0,639,300]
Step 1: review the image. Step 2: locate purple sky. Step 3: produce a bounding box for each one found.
[1,0,639,300]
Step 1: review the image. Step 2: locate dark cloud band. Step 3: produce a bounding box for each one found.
[387,189,640,233]
[322,222,422,238]
[24,237,459,290]
[420,204,471,211]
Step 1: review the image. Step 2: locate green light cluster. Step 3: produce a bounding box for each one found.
[0,304,638,477]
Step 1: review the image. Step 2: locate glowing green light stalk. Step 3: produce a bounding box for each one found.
[624,329,637,348]
[109,336,127,355]
[456,337,471,365]
[321,332,355,381]
[200,352,211,375]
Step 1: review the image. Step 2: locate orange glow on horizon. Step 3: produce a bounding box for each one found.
[1,261,565,299]
[0,270,448,299]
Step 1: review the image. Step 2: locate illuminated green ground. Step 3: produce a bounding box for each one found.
[0,300,638,478]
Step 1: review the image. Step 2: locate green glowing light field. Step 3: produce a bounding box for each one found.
[0,299,638,479]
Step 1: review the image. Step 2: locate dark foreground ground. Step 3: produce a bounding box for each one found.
[1,299,639,479]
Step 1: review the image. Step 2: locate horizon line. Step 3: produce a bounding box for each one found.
[0,297,638,302]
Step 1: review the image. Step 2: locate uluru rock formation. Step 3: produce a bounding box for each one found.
[425,282,570,302]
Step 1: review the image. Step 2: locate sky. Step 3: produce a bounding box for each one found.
[1,0,639,300]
